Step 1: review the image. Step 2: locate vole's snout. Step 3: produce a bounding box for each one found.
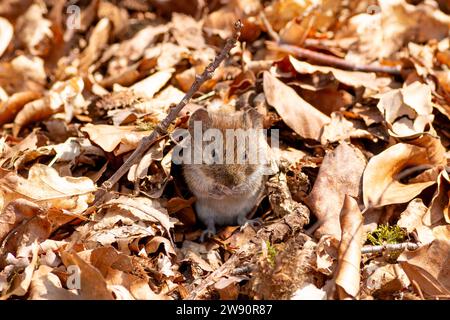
[219,167,245,188]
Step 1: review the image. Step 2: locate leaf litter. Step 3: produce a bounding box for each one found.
[0,0,449,300]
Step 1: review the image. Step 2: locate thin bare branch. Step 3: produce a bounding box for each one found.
[267,41,402,75]
[361,242,420,254]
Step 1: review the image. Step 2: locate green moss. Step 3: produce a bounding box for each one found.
[135,119,156,131]
[266,240,277,267]
[367,224,406,246]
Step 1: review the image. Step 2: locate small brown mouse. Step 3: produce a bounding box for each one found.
[182,107,270,240]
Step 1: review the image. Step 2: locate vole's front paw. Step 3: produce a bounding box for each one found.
[208,183,232,199]
[199,227,216,242]
[237,216,262,230]
[231,183,248,195]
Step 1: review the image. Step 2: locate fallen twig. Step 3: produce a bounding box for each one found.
[361,242,420,254]
[267,41,402,75]
[92,21,243,206]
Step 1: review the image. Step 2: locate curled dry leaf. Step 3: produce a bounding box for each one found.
[363,143,440,208]
[362,260,410,297]
[376,82,434,138]
[81,124,151,154]
[314,235,339,276]
[0,17,13,58]
[15,2,53,56]
[398,239,450,298]
[335,196,363,300]
[321,112,378,145]
[129,69,174,99]
[60,250,114,300]
[263,71,330,141]
[0,198,42,243]
[128,139,165,181]
[29,265,79,300]
[397,198,428,234]
[0,163,96,205]
[305,142,366,240]
[0,91,42,126]
[79,18,111,72]
[13,77,84,136]
[424,170,450,226]
[288,56,384,91]
[0,241,39,300]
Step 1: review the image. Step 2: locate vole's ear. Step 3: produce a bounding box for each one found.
[188,108,211,135]
[243,107,263,129]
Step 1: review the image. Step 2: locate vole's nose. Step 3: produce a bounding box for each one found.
[221,167,244,187]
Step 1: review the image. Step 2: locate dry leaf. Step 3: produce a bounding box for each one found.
[0,17,13,58]
[335,196,363,299]
[363,143,439,208]
[129,69,174,99]
[61,250,114,300]
[306,142,366,239]
[398,239,450,298]
[263,71,330,140]
[289,56,384,91]
[16,2,53,56]
[81,124,150,154]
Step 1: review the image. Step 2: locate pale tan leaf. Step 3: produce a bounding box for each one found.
[289,56,383,91]
[263,71,330,141]
[61,251,114,300]
[129,69,174,99]
[0,241,39,300]
[424,170,450,226]
[0,17,13,58]
[81,124,150,153]
[335,196,363,299]
[0,91,42,126]
[397,198,428,233]
[2,164,95,200]
[363,143,437,208]
[306,142,366,239]
[29,265,79,300]
[398,239,450,298]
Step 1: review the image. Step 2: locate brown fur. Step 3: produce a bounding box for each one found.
[183,108,268,236]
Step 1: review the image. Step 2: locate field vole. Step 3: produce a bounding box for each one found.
[182,108,270,240]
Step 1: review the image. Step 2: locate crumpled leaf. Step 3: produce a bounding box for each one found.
[0,17,13,58]
[335,196,363,299]
[13,77,85,136]
[263,71,330,141]
[0,241,39,300]
[398,239,450,298]
[0,91,42,126]
[29,265,79,300]
[424,169,450,226]
[362,260,410,297]
[306,142,366,239]
[397,198,428,234]
[288,56,385,91]
[81,124,150,154]
[15,2,53,56]
[376,82,434,137]
[60,250,114,300]
[363,143,440,208]
[129,69,174,99]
